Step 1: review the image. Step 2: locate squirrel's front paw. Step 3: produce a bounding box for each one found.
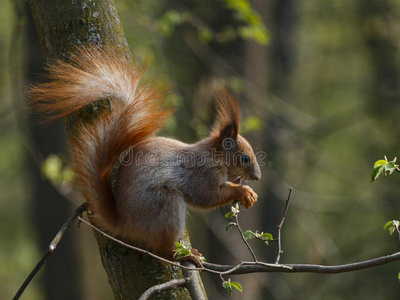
[239,185,258,208]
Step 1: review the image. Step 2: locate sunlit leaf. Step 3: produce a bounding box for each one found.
[173,241,191,259]
[262,232,273,240]
[225,212,233,219]
[384,221,394,230]
[374,160,387,168]
[371,157,399,182]
[243,230,255,240]
[230,281,242,292]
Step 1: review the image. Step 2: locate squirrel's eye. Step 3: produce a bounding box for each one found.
[241,154,250,165]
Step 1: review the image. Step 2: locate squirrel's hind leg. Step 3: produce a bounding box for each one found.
[145,194,187,259]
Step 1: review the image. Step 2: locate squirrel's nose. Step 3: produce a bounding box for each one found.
[251,164,261,181]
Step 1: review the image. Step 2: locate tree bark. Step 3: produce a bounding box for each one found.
[28,0,205,298]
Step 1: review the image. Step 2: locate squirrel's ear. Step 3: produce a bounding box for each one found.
[220,124,238,140]
[211,89,239,141]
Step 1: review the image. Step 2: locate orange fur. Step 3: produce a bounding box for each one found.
[29,46,170,233]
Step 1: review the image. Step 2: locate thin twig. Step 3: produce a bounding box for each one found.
[275,187,293,264]
[235,213,258,262]
[79,214,400,277]
[13,203,87,300]
[13,251,51,300]
[138,278,188,300]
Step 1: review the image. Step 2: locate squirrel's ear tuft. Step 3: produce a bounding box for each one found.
[212,89,240,141]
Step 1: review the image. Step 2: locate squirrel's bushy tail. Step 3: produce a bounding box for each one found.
[29,46,170,232]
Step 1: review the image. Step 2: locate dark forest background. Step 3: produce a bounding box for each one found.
[1,0,400,299]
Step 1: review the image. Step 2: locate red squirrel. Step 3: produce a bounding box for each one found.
[29,46,261,258]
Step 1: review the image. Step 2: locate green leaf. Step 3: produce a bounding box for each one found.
[174,249,191,259]
[230,281,242,292]
[226,222,236,231]
[398,272,400,281]
[371,165,385,182]
[222,279,233,295]
[243,230,255,240]
[173,241,191,259]
[371,157,399,182]
[225,212,233,219]
[389,226,396,235]
[374,159,388,168]
[385,161,397,176]
[383,220,399,236]
[222,279,241,295]
[228,286,233,295]
[384,221,394,230]
[262,232,273,240]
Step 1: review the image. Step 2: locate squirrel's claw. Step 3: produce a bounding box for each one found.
[177,248,204,268]
[240,185,258,208]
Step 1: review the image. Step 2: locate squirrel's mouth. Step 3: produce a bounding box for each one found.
[232,176,243,184]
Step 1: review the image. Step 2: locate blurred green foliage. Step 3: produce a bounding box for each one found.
[40,155,73,186]
[0,0,42,299]
[157,0,269,45]
[222,0,269,44]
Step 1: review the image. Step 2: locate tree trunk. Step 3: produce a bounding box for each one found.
[28,0,205,298]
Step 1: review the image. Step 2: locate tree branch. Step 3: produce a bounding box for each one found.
[203,251,400,274]
[275,187,293,264]
[181,261,208,300]
[78,217,202,271]
[13,202,87,300]
[79,215,400,276]
[138,279,188,300]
